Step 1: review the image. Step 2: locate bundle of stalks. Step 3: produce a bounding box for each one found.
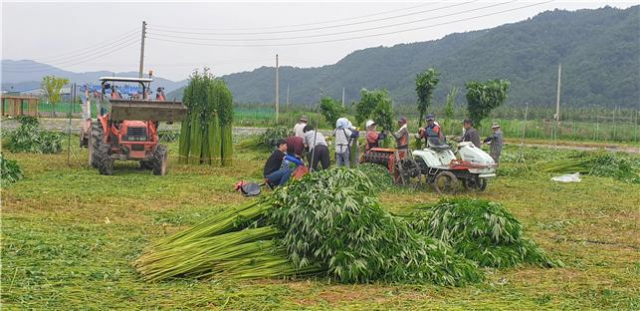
[409,198,562,268]
[178,69,234,166]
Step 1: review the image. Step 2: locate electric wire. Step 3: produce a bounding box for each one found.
[146,1,554,48]
[150,1,479,36]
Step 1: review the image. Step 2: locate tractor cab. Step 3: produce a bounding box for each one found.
[88,76,186,176]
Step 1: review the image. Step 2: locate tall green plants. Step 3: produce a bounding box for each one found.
[465,79,510,127]
[319,96,345,126]
[179,69,234,166]
[356,89,395,131]
[415,68,440,128]
[444,87,458,134]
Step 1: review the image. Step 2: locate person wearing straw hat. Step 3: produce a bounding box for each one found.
[293,115,308,138]
[483,122,504,163]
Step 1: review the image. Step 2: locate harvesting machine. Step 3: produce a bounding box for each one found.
[361,138,497,194]
[88,77,187,175]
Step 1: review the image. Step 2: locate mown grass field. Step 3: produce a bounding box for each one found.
[1,137,639,310]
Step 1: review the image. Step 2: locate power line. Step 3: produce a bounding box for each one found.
[150,1,479,36]
[3,39,141,73]
[151,3,433,31]
[146,1,553,48]
[4,28,139,65]
[147,0,504,43]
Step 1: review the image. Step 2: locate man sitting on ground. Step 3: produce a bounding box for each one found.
[263,140,288,187]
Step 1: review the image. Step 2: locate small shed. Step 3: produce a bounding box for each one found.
[1,95,40,117]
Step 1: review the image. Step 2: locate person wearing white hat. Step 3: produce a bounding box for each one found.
[483,123,503,163]
[293,115,308,138]
[365,120,384,152]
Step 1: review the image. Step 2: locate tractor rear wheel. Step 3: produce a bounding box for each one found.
[431,171,458,195]
[89,122,103,168]
[97,143,114,175]
[152,145,168,176]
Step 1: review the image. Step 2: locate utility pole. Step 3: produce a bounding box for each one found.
[555,63,562,121]
[286,84,290,110]
[341,87,345,108]
[138,21,147,78]
[275,54,279,123]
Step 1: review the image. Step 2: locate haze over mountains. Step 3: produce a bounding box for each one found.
[3,6,638,108]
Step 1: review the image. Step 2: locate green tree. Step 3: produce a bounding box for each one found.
[465,79,510,127]
[444,87,459,134]
[41,76,69,117]
[415,68,440,127]
[319,96,345,126]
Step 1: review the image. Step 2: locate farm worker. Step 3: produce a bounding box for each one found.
[461,119,481,148]
[302,125,330,171]
[392,117,410,156]
[263,140,288,187]
[334,117,356,168]
[285,136,305,158]
[483,123,504,163]
[293,115,308,138]
[418,114,444,146]
[365,120,385,152]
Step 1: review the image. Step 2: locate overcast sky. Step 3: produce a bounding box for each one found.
[2,1,637,81]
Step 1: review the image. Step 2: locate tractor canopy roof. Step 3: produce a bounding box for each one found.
[99,77,153,83]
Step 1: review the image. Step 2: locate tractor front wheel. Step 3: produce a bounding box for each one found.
[97,143,114,175]
[152,145,168,176]
[431,171,458,195]
[89,122,103,168]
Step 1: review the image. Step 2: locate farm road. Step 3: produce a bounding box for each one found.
[2,118,638,154]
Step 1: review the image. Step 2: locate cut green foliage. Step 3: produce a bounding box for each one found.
[178,69,234,166]
[358,163,394,191]
[1,153,23,186]
[540,152,640,183]
[409,198,562,268]
[356,89,395,131]
[415,68,440,128]
[466,79,510,127]
[137,168,484,286]
[236,126,289,151]
[4,116,62,154]
[267,169,483,286]
[319,96,345,126]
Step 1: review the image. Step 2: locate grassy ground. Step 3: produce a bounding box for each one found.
[1,138,639,310]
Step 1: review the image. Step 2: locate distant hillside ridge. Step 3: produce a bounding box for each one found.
[169,5,639,108]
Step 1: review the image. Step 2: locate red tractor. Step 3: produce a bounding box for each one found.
[88,77,186,175]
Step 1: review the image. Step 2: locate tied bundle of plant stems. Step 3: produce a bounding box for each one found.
[540,152,640,184]
[5,116,62,154]
[266,169,483,285]
[0,153,23,187]
[409,198,562,268]
[178,69,234,166]
[135,201,322,282]
[136,168,484,286]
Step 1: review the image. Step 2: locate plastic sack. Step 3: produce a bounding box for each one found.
[551,173,581,183]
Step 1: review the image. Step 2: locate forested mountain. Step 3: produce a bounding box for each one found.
[169,5,639,108]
